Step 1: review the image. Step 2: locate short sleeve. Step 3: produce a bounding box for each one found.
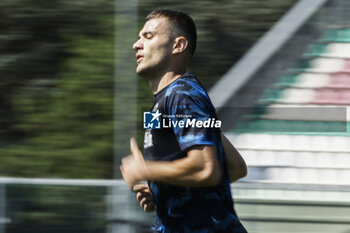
[165,79,220,151]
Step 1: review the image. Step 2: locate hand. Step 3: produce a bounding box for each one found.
[133,184,155,212]
[120,137,147,188]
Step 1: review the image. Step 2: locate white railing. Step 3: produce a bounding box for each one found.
[0,177,123,186]
[1,178,350,233]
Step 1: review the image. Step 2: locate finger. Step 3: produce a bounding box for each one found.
[121,155,132,164]
[136,191,151,202]
[120,165,133,189]
[136,192,143,202]
[144,202,155,212]
[133,184,148,192]
[140,197,148,208]
[141,197,155,212]
[130,137,143,161]
[140,196,151,207]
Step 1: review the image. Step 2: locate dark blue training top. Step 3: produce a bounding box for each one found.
[143,73,247,233]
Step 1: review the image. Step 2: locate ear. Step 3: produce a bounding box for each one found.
[172,36,188,55]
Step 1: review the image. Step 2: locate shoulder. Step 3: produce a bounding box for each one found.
[165,73,210,103]
[164,74,216,117]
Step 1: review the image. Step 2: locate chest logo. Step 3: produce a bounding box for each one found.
[143,110,162,129]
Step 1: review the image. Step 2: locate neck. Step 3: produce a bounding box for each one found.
[148,69,186,94]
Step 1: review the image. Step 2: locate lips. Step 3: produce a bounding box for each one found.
[136,54,144,63]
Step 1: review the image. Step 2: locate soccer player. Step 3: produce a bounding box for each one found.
[120,9,248,233]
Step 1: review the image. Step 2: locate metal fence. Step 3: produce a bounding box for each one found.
[1,178,350,233]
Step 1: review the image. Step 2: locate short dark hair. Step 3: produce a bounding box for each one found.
[146,9,197,57]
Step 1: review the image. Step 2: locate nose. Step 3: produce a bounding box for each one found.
[133,38,143,51]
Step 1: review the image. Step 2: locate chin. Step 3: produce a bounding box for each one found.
[136,66,151,77]
[136,65,143,74]
[136,67,144,75]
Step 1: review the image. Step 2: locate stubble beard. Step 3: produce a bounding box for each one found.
[136,63,152,78]
[136,56,170,80]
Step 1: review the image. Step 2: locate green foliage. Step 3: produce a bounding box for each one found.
[6,35,114,178]
[0,0,115,178]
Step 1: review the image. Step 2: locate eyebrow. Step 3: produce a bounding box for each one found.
[139,31,156,38]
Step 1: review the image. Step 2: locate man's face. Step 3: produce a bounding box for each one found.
[133,17,174,76]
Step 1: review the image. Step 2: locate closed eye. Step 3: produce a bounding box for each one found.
[143,32,154,39]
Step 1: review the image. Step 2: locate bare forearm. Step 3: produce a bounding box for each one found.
[142,161,212,187]
[121,140,223,188]
[221,133,247,182]
[142,147,222,187]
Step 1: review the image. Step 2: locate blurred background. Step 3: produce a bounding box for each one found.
[0,0,350,232]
